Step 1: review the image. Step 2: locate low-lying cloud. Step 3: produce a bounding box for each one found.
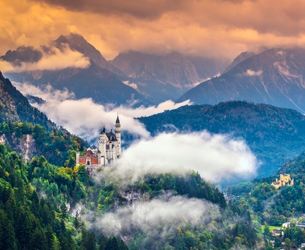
[114,131,258,183]
[13,82,191,140]
[85,194,219,245]
[0,46,90,73]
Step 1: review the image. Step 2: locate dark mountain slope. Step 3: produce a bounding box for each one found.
[0,72,53,129]
[178,47,305,113]
[6,61,148,106]
[223,46,268,74]
[138,101,305,177]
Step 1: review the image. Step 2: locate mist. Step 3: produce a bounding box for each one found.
[84,193,220,248]
[13,82,191,141]
[0,46,90,73]
[114,131,259,183]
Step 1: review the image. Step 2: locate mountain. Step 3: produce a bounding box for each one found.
[138,101,305,178]
[178,47,305,113]
[110,51,201,88]
[187,55,229,79]
[223,46,268,73]
[7,61,147,105]
[0,71,54,129]
[53,33,125,76]
[2,34,151,106]
[110,51,228,102]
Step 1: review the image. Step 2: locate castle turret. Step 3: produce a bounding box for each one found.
[115,114,121,157]
[98,127,107,166]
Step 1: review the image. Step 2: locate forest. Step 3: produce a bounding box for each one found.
[0,121,267,249]
[2,120,305,249]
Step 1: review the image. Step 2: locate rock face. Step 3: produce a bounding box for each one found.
[178,47,305,113]
[111,51,201,89]
[0,133,37,163]
[53,33,125,76]
[110,51,228,103]
[0,75,19,122]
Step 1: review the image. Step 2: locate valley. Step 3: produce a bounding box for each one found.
[2,11,305,249]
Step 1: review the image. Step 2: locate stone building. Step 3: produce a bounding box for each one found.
[75,115,121,175]
[271,173,294,189]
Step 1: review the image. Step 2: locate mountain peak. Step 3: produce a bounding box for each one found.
[53,33,124,76]
[178,46,305,113]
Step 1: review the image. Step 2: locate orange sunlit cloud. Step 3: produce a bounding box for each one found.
[1,0,305,60]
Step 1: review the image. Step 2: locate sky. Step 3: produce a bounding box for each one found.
[1,0,305,60]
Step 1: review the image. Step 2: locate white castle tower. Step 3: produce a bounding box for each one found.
[98,127,107,166]
[115,114,121,157]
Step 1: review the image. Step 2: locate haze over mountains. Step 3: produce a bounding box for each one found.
[110,51,228,102]
[1,33,228,105]
[5,34,305,115]
[179,47,305,113]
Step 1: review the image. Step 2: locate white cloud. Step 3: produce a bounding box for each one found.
[0,46,90,73]
[13,82,191,141]
[114,131,258,183]
[242,69,263,76]
[84,194,219,241]
[122,80,138,90]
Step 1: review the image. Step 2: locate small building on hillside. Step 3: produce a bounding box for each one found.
[75,115,122,175]
[272,229,283,237]
[271,174,294,189]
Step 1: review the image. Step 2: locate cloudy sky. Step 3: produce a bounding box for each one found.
[1,0,305,60]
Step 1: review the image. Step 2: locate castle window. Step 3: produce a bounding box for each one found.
[87,161,90,165]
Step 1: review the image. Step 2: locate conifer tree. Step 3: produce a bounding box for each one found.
[98,233,107,250]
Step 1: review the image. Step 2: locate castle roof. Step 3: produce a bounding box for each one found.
[116,114,120,124]
[100,126,106,134]
[106,131,117,142]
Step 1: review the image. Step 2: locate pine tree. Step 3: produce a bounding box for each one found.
[60,203,68,219]
[29,227,48,250]
[98,233,107,250]
[46,224,54,250]
[86,232,96,250]
[2,212,17,250]
[15,209,30,249]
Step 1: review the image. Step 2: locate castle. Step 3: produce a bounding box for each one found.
[271,174,294,189]
[75,115,121,175]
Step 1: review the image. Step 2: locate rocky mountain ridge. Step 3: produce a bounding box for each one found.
[178,47,305,113]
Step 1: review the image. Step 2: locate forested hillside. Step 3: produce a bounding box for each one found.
[0,131,265,249]
[138,101,305,177]
[0,143,128,250]
[227,149,305,248]
[0,122,87,167]
[0,72,54,130]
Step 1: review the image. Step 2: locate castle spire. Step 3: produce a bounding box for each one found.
[100,126,106,134]
[116,114,120,124]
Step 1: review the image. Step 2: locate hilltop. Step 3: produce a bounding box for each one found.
[138,101,305,177]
